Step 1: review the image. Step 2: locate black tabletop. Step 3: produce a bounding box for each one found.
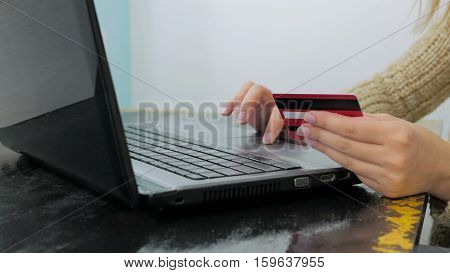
[0,112,427,253]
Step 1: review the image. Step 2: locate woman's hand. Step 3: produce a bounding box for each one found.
[298,112,450,200]
[222,81,284,144]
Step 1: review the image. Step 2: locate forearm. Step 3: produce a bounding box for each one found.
[347,18,450,122]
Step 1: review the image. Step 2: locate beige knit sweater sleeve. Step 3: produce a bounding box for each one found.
[347,16,450,122]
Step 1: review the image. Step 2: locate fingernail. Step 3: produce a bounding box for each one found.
[234,106,240,115]
[262,132,273,144]
[238,111,247,123]
[297,126,309,137]
[304,113,316,124]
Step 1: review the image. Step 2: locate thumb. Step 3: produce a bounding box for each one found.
[262,107,285,144]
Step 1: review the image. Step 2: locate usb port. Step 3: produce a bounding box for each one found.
[294,177,310,189]
[320,174,336,183]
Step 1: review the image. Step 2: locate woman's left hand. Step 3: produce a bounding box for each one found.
[298,112,450,200]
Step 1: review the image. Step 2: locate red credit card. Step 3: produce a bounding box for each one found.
[273,94,363,143]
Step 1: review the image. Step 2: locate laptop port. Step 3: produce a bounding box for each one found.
[294,177,311,189]
[174,197,185,205]
[320,174,336,183]
[337,172,351,180]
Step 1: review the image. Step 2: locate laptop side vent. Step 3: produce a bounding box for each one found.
[203,182,281,203]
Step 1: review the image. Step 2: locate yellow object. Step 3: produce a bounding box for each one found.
[373,196,424,252]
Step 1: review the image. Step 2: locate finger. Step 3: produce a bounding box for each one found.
[222,101,235,116]
[304,111,388,144]
[300,123,385,165]
[238,84,272,124]
[262,107,285,144]
[222,81,254,116]
[310,140,385,179]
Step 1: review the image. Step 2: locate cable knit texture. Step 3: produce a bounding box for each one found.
[347,16,449,123]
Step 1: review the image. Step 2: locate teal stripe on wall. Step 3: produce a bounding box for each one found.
[94,0,131,108]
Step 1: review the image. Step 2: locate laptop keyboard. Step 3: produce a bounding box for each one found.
[125,126,302,180]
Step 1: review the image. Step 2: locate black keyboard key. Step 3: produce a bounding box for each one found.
[170,161,191,167]
[175,162,195,166]
[179,164,200,170]
[203,155,219,160]
[233,153,253,158]
[203,164,227,171]
[209,158,230,164]
[176,142,192,147]
[139,151,160,157]
[231,166,263,174]
[270,162,302,170]
[150,161,166,167]
[159,157,179,163]
[189,151,206,157]
[163,151,180,156]
[178,154,196,159]
[245,162,281,171]
[191,145,211,152]
[190,168,214,174]
[145,160,159,165]
[150,142,165,148]
[217,161,241,167]
[140,144,155,150]
[173,170,191,176]
[205,150,229,157]
[216,168,243,176]
[163,166,184,172]
[200,172,225,179]
[195,147,216,153]
[166,144,179,150]
[183,157,203,163]
[185,174,205,180]
[245,154,274,162]
[194,161,214,167]
[155,155,171,161]
[148,154,168,159]
[133,154,147,160]
[147,147,166,153]
[179,148,194,153]
[233,158,256,164]
[222,155,244,160]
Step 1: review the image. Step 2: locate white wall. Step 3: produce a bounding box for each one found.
[129,0,449,132]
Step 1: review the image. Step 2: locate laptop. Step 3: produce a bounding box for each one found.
[0,0,357,209]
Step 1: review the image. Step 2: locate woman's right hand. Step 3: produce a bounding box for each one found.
[222,81,285,144]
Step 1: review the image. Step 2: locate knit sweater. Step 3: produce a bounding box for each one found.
[347,15,449,123]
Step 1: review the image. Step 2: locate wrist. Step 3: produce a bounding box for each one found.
[429,140,450,201]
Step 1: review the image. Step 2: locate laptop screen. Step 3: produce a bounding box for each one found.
[0,0,98,128]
